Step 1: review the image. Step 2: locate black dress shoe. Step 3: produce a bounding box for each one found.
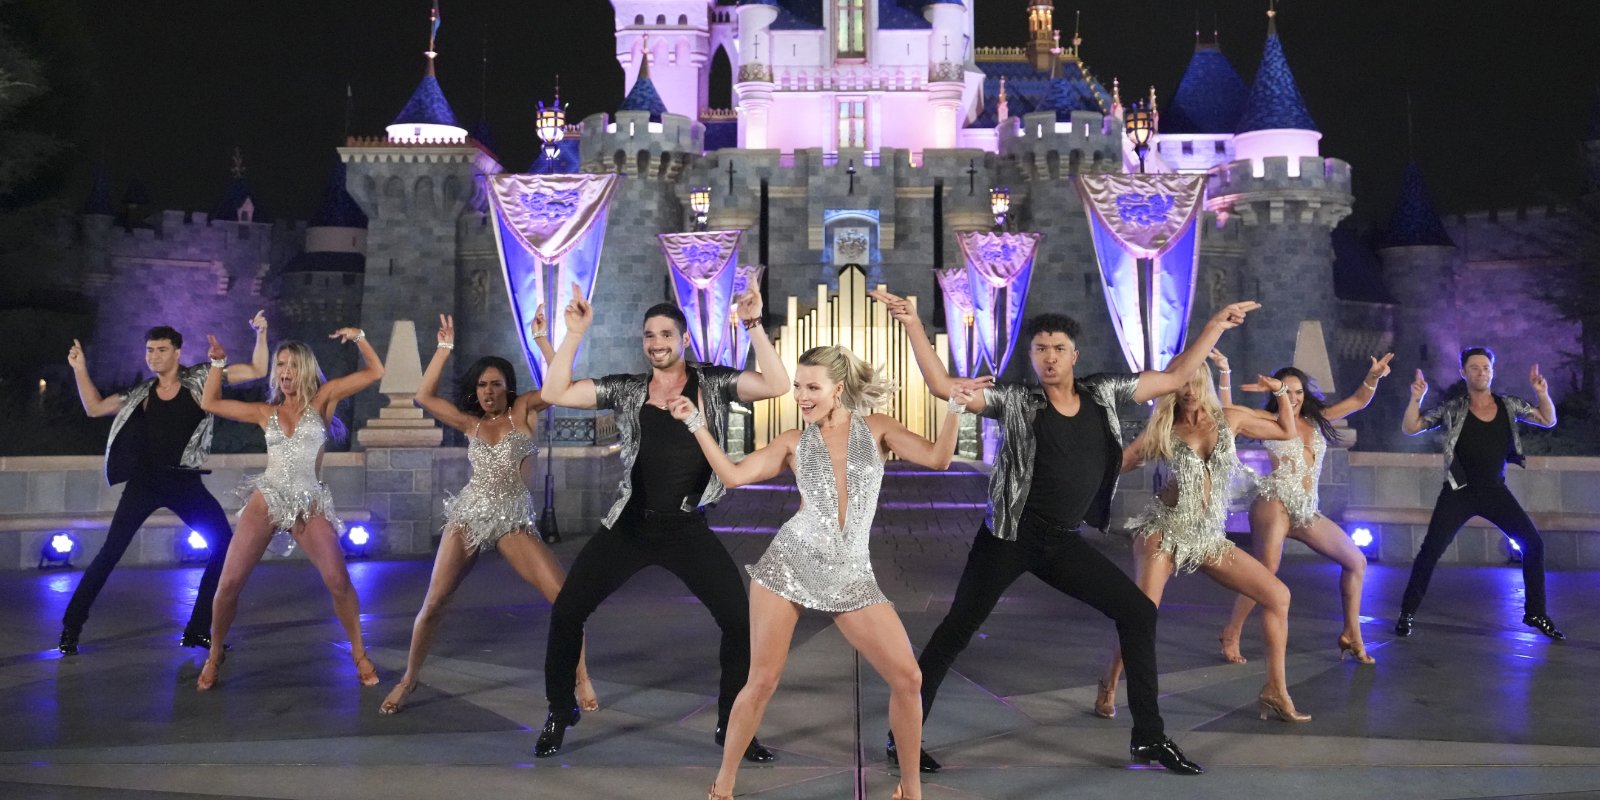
[1394,612,1415,637]
[1524,614,1566,640]
[179,632,231,651]
[886,731,942,773]
[1130,737,1203,775]
[533,707,580,758]
[57,627,80,656]
[714,726,777,763]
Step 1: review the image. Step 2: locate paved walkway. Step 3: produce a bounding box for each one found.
[1,462,1596,799]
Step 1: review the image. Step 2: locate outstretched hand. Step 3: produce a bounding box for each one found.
[249,309,267,332]
[1531,363,1549,396]
[207,335,226,361]
[1410,369,1429,402]
[531,304,548,338]
[437,314,455,346]
[564,282,594,335]
[1240,374,1284,394]
[735,288,764,323]
[68,338,86,370]
[869,288,921,330]
[330,327,363,344]
[1209,301,1261,331]
[1366,352,1394,382]
[665,395,697,422]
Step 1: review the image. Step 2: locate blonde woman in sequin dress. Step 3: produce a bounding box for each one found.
[669,346,988,800]
[1096,363,1314,723]
[1215,354,1392,666]
[196,327,385,691]
[379,312,599,715]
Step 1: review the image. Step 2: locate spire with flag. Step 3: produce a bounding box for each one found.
[425,1,442,72]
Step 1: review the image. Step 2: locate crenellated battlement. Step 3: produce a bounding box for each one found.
[1205,155,1354,227]
[579,110,704,178]
[998,111,1122,178]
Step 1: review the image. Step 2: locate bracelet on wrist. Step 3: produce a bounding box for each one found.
[947,395,969,415]
[1363,380,1378,390]
[683,409,706,433]
[1272,385,1289,397]
[532,331,548,339]
[210,358,228,369]
[740,318,762,331]
[437,342,454,350]
[1218,368,1231,374]
[352,330,366,342]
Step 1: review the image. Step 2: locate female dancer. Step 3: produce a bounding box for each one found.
[668,346,986,800]
[196,327,384,690]
[380,312,599,714]
[1215,353,1393,665]
[1096,363,1314,722]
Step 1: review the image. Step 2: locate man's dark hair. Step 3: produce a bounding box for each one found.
[457,356,520,416]
[643,303,689,336]
[1460,346,1495,367]
[1021,313,1082,345]
[145,326,183,348]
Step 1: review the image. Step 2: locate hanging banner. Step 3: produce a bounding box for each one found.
[488,174,620,381]
[936,265,978,378]
[659,230,743,364]
[956,231,1044,375]
[1076,174,1206,371]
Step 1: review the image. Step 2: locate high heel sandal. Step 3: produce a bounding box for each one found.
[891,783,920,800]
[196,652,225,691]
[353,653,379,687]
[1257,692,1312,723]
[379,680,416,714]
[1093,679,1117,719]
[577,675,601,713]
[707,782,732,800]
[1218,632,1247,664]
[1337,633,1376,665]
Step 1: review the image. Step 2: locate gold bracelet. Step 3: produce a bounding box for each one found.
[741,318,762,330]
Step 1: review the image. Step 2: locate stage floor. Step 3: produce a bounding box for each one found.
[2,463,1595,799]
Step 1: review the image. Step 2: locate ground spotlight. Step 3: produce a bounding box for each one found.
[1350,525,1378,560]
[342,525,373,559]
[39,532,77,569]
[177,529,210,565]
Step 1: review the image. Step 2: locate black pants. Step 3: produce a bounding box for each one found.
[917,516,1165,745]
[1401,482,1547,616]
[62,475,234,638]
[545,506,751,726]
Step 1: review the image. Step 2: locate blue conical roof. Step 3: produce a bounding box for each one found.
[1236,20,1316,133]
[1379,162,1453,248]
[309,162,368,229]
[1037,60,1112,120]
[1165,43,1248,134]
[211,177,266,223]
[619,61,669,122]
[393,72,461,128]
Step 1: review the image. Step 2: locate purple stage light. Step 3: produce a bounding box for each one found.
[1350,527,1375,548]
[187,531,208,550]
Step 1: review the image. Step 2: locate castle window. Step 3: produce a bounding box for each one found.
[1214,140,1227,154]
[1181,141,1194,155]
[634,14,643,25]
[836,0,866,58]
[677,14,687,25]
[656,14,666,25]
[837,98,866,148]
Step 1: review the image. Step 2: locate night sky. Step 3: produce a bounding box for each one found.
[70,0,1600,223]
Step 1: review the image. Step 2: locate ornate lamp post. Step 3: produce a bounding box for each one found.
[535,80,567,162]
[1125,101,1155,174]
[689,186,711,231]
[989,186,1011,231]
[1123,97,1158,369]
[534,80,568,544]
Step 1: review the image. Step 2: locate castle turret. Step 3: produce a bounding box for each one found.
[998,42,1119,178]
[581,48,704,176]
[1377,162,1459,387]
[1204,7,1352,377]
[1154,34,1247,173]
[611,1,710,118]
[1025,1,1056,74]
[925,1,969,148]
[386,6,467,145]
[731,1,777,148]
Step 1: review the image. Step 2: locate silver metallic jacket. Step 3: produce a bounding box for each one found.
[1414,393,1540,487]
[594,363,741,528]
[103,364,218,485]
[980,372,1140,540]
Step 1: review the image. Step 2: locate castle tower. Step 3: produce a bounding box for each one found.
[612,1,711,118]
[1025,1,1056,74]
[1377,162,1459,388]
[732,0,778,148]
[1205,7,1352,377]
[386,5,467,145]
[1154,32,1248,173]
[925,1,970,148]
[997,37,1120,179]
[274,161,370,395]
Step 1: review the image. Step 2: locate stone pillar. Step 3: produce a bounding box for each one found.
[356,320,441,448]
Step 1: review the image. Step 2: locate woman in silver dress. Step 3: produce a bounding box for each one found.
[669,345,986,800]
[1096,363,1314,722]
[380,312,599,714]
[196,327,385,690]
[1214,353,1393,666]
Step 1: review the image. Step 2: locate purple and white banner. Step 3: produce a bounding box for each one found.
[488,174,620,381]
[725,263,765,369]
[1076,174,1206,371]
[955,231,1044,375]
[936,265,978,378]
[658,230,743,365]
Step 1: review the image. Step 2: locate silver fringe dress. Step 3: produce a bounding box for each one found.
[747,414,891,613]
[1255,428,1326,529]
[241,407,344,535]
[443,423,537,553]
[1128,410,1249,574]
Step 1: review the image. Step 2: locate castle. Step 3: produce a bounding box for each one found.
[62,1,1600,452]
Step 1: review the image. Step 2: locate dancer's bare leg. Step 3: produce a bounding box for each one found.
[835,602,924,799]
[293,512,377,685]
[1199,548,1301,713]
[1220,498,1290,664]
[496,531,600,711]
[711,582,800,798]
[1101,532,1176,697]
[1290,515,1372,662]
[199,493,273,689]
[381,527,479,713]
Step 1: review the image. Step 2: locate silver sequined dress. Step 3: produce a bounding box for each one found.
[443,422,537,553]
[1128,410,1250,573]
[1255,428,1326,528]
[240,406,344,535]
[747,414,891,613]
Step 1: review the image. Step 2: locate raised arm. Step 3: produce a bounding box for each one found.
[224,310,270,384]
[870,379,988,469]
[200,335,268,424]
[1210,348,1233,406]
[1229,374,1297,441]
[733,289,790,402]
[1525,363,1557,428]
[1133,301,1260,404]
[1325,353,1393,421]
[67,338,122,417]
[667,396,794,488]
[317,327,385,411]
[1401,369,1434,435]
[871,288,987,414]
[540,285,599,409]
[415,314,479,434]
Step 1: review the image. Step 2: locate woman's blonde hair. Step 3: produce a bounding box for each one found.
[1138,364,1221,463]
[268,341,326,407]
[797,345,897,414]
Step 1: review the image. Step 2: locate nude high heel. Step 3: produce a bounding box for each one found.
[1258,692,1312,723]
[1337,633,1375,665]
[1093,679,1117,718]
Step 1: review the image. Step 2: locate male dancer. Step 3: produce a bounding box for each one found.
[876,289,1263,776]
[61,312,268,654]
[535,285,788,760]
[1395,347,1562,639]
